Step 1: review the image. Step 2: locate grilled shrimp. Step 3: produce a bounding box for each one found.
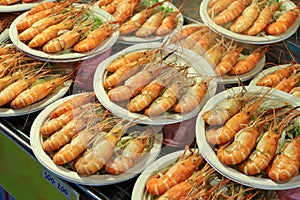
[205,90,269,145]
[146,147,204,196]
[267,133,300,181]
[74,120,135,175]
[244,2,279,36]
[265,5,300,35]
[230,45,269,75]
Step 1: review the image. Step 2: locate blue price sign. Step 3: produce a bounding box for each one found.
[42,169,79,200]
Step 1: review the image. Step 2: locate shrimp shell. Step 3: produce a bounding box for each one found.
[173,78,210,113]
[49,92,96,119]
[170,25,204,44]
[213,0,249,25]
[256,64,298,87]
[10,74,72,109]
[229,0,261,33]
[244,3,279,36]
[229,46,268,75]
[135,11,165,37]
[265,6,300,35]
[146,147,204,196]
[239,110,300,175]
[207,0,236,16]
[267,134,300,181]
[205,90,268,145]
[214,46,244,75]
[274,73,300,93]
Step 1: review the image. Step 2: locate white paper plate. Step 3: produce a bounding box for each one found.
[132,149,199,200]
[0,0,54,12]
[30,94,163,186]
[196,86,300,190]
[200,0,300,44]
[9,8,119,62]
[249,64,300,87]
[93,42,217,125]
[0,81,71,117]
[116,1,184,44]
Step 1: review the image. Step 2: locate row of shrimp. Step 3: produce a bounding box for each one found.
[144,146,278,200]
[41,92,159,176]
[168,24,268,76]
[202,87,300,182]
[97,0,181,37]
[208,0,300,35]
[0,47,74,109]
[255,63,300,98]
[103,47,213,116]
[0,0,39,5]
[17,0,117,53]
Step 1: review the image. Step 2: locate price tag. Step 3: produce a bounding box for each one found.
[42,169,79,200]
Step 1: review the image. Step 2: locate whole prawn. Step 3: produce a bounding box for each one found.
[42,109,99,152]
[107,63,170,101]
[173,78,211,113]
[154,10,180,36]
[144,68,188,116]
[101,0,122,14]
[170,25,205,44]
[239,110,300,175]
[113,0,140,24]
[52,117,118,165]
[0,69,31,92]
[40,103,96,135]
[105,49,155,73]
[0,69,49,107]
[27,1,58,15]
[16,0,74,31]
[274,73,299,93]
[28,9,85,48]
[119,1,164,35]
[214,45,244,75]
[146,146,204,196]
[265,5,300,35]
[256,64,299,87]
[135,10,165,37]
[202,90,248,126]
[267,132,300,181]
[243,2,279,36]
[229,46,269,75]
[180,27,211,50]
[74,120,135,175]
[105,126,157,174]
[18,12,68,42]
[191,31,218,55]
[217,115,271,165]
[229,0,262,33]
[205,90,268,145]
[11,74,73,109]
[127,67,179,112]
[73,22,116,53]
[42,17,93,53]
[157,164,215,200]
[49,92,95,119]
[213,0,251,25]
[207,0,236,16]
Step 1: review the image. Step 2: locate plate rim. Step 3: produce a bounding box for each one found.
[30,93,163,186]
[9,7,119,62]
[196,85,300,190]
[93,42,217,125]
[199,0,300,44]
[0,81,71,117]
